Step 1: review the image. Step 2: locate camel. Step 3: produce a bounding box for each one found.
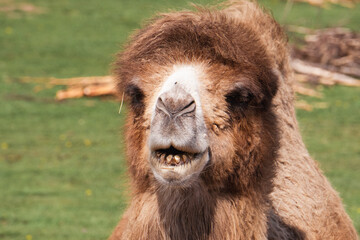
[109,1,357,239]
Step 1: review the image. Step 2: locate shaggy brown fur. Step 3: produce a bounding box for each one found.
[110,1,357,239]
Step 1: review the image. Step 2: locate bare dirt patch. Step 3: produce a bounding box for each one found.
[0,0,45,17]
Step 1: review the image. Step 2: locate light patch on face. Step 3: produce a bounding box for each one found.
[147,64,210,185]
[151,65,204,118]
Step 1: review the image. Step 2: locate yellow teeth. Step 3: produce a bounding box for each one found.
[155,152,193,166]
[174,155,181,164]
[166,155,173,164]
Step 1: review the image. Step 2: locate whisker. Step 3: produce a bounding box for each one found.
[118,92,125,114]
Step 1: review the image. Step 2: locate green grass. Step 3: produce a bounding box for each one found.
[296,86,360,230]
[0,0,359,239]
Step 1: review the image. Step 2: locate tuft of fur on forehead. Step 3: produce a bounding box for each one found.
[115,1,287,107]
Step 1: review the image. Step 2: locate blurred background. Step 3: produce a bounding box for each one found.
[0,0,359,239]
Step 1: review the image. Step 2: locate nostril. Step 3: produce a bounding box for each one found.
[156,88,196,117]
[178,100,196,116]
[156,97,170,116]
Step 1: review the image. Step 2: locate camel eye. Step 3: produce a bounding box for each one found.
[225,87,253,113]
[126,84,145,115]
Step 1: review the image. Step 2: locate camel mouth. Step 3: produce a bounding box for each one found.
[153,146,199,167]
[149,146,209,185]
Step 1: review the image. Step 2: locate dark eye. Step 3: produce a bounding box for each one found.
[125,84,145,116]
[225,87,253,114]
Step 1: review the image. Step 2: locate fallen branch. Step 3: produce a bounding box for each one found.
[293,84,322,98]
[83,83,116,97]
[294,73,336,86]
[49,76,113,86]
[295,100,328,112]
[291,59,360,87]
[338,66,360,78]
[56,87,84,100]
[286,25,316,35]
[295,100,313,111]
[55,82,117,100]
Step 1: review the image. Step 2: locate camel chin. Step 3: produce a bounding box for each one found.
[149,147,210,186]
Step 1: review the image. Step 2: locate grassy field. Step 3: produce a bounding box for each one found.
[0,0,359,239]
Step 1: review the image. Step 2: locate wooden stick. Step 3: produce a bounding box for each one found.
[286,25,315,35]
[56,87,84,100]
[293,84,322,98]
[338,66,360,78]
[330,55,354,67]
[83,83,117,97]
[295,100,313,111]
[294,73,336,86]
[49,76,114,86]
[291,59,360,87]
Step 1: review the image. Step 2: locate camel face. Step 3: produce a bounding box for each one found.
[114,3,286,191]
[148,65,210,185]
[122,56,276,190]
